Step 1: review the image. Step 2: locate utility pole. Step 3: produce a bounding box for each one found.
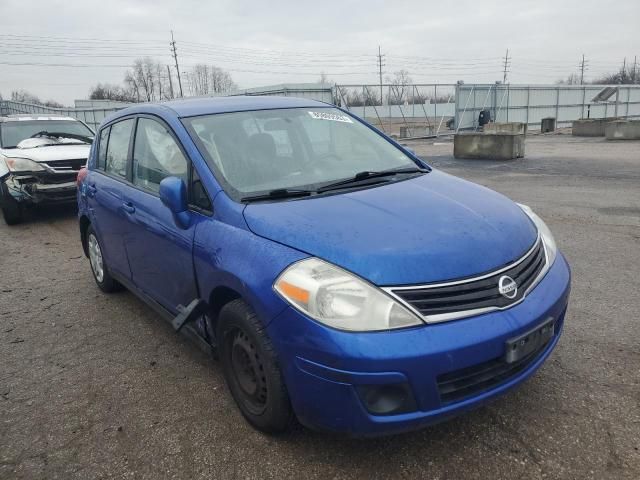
[166,64,175,99]
[579,54,587,85]
[170,31,184,97]
[502,49,511,83]
[633,56,638,84]
[377,46,385,105]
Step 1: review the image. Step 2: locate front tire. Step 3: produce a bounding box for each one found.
[217,299,293,433]
[86,224,121,293]
[1,184,24,226]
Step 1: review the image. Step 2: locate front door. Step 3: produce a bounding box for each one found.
[121,116,199,312]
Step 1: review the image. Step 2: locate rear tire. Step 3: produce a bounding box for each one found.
[217,299,293,433]
[1,184,24,226]
[86,224,122,293]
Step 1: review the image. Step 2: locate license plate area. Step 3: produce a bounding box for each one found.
[504,318,555,364]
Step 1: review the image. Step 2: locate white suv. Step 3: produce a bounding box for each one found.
[0,114,94,224]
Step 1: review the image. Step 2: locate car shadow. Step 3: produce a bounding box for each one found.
[7,203,78,226]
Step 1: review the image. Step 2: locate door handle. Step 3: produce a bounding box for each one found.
[86,184,97,198]
[122,202,136,214]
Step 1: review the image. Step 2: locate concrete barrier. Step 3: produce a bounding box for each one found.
[399,125,435,138]
[605,120,640,140]
[454,133,525,160]
[484,122,527,135]
[572,118,619,137]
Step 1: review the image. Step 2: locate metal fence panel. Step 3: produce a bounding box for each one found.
[0,100,125,131]
[455,84,640,130]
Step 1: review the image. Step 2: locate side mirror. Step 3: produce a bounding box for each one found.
[159,176,190,229]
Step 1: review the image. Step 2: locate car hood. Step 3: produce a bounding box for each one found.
[243,170,538,286]
[0,144,90,163]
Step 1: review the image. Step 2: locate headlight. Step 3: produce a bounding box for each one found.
[4,157,45,173]
[518,203,557,266]
[274,258,423,331]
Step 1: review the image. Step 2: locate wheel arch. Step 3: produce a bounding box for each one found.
[207,285,242,331]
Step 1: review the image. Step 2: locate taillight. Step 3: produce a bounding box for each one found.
[77,167,88,187]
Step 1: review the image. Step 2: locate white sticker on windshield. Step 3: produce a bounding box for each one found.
[308,111,353,123]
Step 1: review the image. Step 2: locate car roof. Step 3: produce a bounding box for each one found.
[109,95,331,121]
[0,114,78,122]
[162,95,330,117]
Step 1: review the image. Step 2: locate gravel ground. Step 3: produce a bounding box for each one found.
[1,134,639,479]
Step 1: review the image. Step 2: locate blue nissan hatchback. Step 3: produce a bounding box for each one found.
[77,96,571,436]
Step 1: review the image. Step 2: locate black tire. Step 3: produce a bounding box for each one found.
[86,224,122,293]
[1,185,24,226]
[217,299,293,433]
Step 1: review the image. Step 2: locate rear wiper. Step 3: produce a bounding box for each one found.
[241,188,315,203]
[317,166,428,193]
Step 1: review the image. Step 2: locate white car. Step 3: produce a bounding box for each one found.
[0,114,94,225]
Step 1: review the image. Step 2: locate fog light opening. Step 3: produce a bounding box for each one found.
[357,383,417,416]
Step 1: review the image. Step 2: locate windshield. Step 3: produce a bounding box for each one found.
[184,107,418,200]
[0,120,94,148]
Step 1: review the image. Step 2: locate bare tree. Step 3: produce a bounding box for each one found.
[10,90,63,107]
[556,73,581,85]
[89,83,135,102]
[210,66,237,94]
[187,64,236,96]
[592,65,637,85]
[386,70,412,105]
[123,57,171,102]
[188,64,211,96]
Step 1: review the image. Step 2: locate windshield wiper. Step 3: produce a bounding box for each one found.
[317,166,428,193]
[30,131,93,145]
[241,188,315,203]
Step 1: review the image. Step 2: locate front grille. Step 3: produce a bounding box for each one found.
[436,335,552,405]
[43,159,85,171]
[390,238,546,318]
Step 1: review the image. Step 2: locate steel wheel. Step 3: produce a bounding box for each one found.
[230,329,268,416]
[88,233,104,283]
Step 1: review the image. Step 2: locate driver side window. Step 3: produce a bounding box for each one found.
[132,118,188,193]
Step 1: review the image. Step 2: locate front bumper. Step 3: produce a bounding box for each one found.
[3,173,78,204]
[266,252,571,436]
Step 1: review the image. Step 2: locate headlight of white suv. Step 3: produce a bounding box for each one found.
[274,258,423,331]
[518,203,558,267]
[4,157,46,173]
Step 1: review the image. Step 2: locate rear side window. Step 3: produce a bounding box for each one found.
[105,119,134,178]
[132,118,188,193]
[96,127,110,169]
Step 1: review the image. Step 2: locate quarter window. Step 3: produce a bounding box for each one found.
[190,166,212,212]
[105,119,134,178]
[132,118,188,193]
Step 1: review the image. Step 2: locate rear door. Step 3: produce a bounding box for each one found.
[86,118,135,279]
[121,116,207,312]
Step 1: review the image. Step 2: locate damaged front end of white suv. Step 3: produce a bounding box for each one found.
[0,118,93,224]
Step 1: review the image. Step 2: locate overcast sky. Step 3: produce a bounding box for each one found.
[1,0,639,105]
